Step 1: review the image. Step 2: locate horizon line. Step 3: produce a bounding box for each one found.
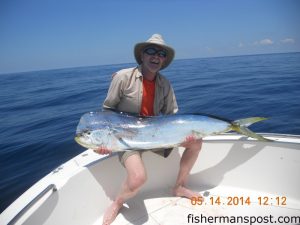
[1,51,299,76]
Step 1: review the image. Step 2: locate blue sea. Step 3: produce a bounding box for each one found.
[0,52,300,213]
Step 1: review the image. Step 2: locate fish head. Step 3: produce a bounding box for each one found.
[75,128,115,150]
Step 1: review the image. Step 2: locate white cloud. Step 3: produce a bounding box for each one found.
[259,39,274,45]
[280,38,295,44]
[205,47,215,53]
[253,38,274,46]
[238,42,244,48]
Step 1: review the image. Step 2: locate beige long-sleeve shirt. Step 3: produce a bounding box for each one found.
[103,66,178,115]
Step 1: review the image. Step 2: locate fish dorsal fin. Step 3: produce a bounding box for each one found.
[190,113,232,123]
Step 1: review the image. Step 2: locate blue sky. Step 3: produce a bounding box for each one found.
[0,0,299,74]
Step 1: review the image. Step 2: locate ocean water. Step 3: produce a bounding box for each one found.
[0,52,300,212]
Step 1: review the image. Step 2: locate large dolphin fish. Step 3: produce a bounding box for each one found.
[75,110,270,151]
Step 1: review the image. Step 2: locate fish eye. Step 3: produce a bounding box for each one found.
[83,129,91,135]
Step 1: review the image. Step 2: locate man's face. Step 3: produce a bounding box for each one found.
[141,45,167,74]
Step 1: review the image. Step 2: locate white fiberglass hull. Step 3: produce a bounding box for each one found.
[1,133,300,225]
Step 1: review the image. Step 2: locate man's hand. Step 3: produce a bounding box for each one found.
[93,146,112,155]
[180,135,202,148]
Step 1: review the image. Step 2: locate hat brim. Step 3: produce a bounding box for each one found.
[134,42,175,70]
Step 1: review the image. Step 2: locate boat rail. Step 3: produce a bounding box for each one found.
[7,184,57,225]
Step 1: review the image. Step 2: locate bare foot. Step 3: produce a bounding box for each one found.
[173,185,204,201]
[102,201,123,225]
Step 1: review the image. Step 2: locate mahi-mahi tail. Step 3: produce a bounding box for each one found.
[230,117,271,141]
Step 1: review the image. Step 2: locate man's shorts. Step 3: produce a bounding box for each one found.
[118,148,174,167]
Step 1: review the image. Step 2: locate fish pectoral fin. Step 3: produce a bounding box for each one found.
[112,127,137,139]
[117,137,132,149]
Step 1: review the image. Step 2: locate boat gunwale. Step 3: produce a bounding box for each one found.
[1,133,299,225]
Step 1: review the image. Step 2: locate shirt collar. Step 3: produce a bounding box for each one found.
[136,65,164,87]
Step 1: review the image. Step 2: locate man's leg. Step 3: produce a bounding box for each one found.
[173,138,203,199]
[103,153,147,225]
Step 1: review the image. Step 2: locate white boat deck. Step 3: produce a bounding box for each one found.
[92,186,300,225]
[1,134,300,225]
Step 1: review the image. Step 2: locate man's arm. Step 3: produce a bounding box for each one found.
[162,85,178,115]
[103,73,123,110]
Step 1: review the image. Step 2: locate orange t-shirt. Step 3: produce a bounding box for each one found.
[140,78,156,116]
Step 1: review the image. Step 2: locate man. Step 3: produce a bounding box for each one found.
[96,34,203,225]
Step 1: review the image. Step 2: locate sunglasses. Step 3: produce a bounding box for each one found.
[143,47,167,58]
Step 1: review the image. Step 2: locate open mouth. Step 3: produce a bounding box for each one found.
[150,60,159,65]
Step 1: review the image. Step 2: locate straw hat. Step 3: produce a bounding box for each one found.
[134,34,175,70]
